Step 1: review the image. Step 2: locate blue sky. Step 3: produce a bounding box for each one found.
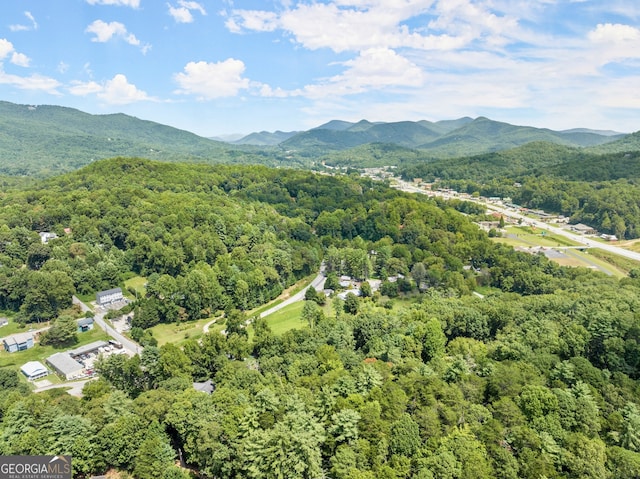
[1,1,639,137]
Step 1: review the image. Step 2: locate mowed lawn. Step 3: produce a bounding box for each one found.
[262,301,307,336]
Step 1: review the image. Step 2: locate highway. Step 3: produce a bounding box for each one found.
[393,179,640,264]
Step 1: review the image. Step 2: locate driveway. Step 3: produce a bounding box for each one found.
[72,296,142,356]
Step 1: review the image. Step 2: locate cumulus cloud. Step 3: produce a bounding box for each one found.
[587,23,640,67]
[589,23,640,44]
[69,74,153,104]
[86,0,140,7]
[11,52,30,67]
[226,0,519,53]
[0,38,31,67]
[85,20,150,52]
[173,59,251,99]
[10,11,38,32]
[302,48,425,98]
[168,1,207,23]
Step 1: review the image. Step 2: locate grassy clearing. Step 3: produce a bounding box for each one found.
[492,227,626,276]
[263,301,307,336]
[588,248,640,275]
[561,249,626,277]
[0,327,111,370]
[124,276,147,297]
[0,313,29,337]
[149,316,216,346]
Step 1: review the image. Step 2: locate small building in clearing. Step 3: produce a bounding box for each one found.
[21,361,49,381]
[46,353,84,380]
[0,317,8,328]
[77,317,94,332]
[96,287,124,306]
[2,332,34,353]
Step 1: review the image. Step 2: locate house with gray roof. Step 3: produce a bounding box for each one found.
[77,317,94,332]
[96,287,124,306]
[2,332,34,353]
[46,353,84,380]
[68,340,108,358]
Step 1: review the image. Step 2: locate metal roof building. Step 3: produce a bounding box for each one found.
[47,352,84,380]
[21,361,49,381]
[68,340,108,358]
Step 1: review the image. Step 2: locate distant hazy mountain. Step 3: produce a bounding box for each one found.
[587,131,640,154]
[232,130,299,146]
[280,116,621,155]
[0,99,634,177]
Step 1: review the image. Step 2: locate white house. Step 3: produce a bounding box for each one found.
[21,361,49,381]
[96,288,124,306]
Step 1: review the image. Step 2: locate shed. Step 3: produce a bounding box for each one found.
[0,317,8,327]
[47,353,84,380]
[21,361,49,381]
[77,317,94,332]
[2,332,34,353]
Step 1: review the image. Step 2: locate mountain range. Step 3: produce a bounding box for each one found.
[0,100,637,177]
[234,116,627,156]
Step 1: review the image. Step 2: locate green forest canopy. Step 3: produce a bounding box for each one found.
[1,158,640,478]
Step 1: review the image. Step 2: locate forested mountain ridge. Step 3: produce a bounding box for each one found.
[2,158,640,477]
[0,100,629,177]
[0,101,292,176]
[279,116,622,154]
[400,141,640,239]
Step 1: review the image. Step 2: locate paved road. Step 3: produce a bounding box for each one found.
[72,296,142,356]
[394,179,640,264]
[259,269,326,319]
[33,378,96,397]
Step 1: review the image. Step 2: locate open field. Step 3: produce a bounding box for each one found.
[124,276,147,298]
[492,226,627,276]
[0,313,31,337]
[149,316,217,346]
[262,301,306,336]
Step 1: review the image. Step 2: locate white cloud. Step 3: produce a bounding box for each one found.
[168,1,207,23]
[302,48,425,98]
[86,0,141,7]
[10,11,38,32]
[85,20,150,52]
[589,23,640,44]
[227,10,278,32]
[0,39,31,67]
[69,74,153,104]
[226,0,520,53]
[587,23,640,67]
[174,59,251,99]
[0,65,61,94]
[11,52,30,67]
[68,80,103,96]
[0,39,13,59]
[86,20,138,44]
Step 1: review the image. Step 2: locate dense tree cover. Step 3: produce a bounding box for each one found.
[3,273,640,477]
[401,145,640,239]
[0,157,487,326]
[2,157,640,478]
